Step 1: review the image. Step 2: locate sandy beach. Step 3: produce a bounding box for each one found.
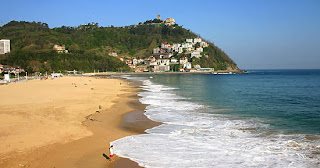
[0,76,158,168]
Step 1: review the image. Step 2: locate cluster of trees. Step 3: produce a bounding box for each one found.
[1,49,129,73]
[143,19,162,24]
[0,20,238,73]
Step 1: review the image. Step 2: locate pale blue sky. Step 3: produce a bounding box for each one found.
[2,0,320,69]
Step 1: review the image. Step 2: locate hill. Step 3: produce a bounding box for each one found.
[0,20,239,73]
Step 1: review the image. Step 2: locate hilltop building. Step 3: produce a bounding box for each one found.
[157,14,161,20]
[0,39,10,55]
[165,18,175,26]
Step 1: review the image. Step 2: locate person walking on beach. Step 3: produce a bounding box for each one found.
[109,145,114,162]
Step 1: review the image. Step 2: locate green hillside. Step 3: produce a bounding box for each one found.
[0,21,239,73]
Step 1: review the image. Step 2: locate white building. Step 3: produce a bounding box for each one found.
[170,58,178,64]
[178,47,183,53]
[0,39,10,55]
[157,59,170,66]
[108,52,118,57]
[196,47,203,52]
[186,39,193,43]
[153,47,160,54]
[194,37,202,43]
[191,51,201,58]
[173,43,181,52]
[181,43,193,49]
[183,62,192,69]
[132,58,138,65]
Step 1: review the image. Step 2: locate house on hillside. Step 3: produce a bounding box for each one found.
[53,44,68,53]
[191,51,201,58]
[153,47,160,54]
[156,59,170,66]
[173,43,181,52]
[194,37,202,44]
[108,52,118,57]
[132,58,138,65]
[181,43,193,49]
[178,47,183,53]
[200,41,209,47]
[0,39,10,55]
[196,47,203,52]
[161,42,171,49]
[186,39,193,43]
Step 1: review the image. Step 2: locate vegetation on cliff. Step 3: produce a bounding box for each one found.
[0,21,238,73]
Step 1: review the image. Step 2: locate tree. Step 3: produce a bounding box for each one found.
[27,60,42,72]
[68,44,80,53]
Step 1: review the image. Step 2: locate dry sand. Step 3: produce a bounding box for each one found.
[0,76,159,168]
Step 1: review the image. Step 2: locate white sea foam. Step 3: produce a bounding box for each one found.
[113,77,319,168]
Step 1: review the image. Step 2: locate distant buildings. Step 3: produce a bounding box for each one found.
[140,15,176,26]
[0,39,10,55]
[0,64,24,74]
[117,37,210,72]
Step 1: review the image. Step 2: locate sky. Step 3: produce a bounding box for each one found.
[2,0,320,69]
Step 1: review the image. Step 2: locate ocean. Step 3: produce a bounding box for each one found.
[113,70,320,168]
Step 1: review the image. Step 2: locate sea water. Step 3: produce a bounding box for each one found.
[112,70,320,168]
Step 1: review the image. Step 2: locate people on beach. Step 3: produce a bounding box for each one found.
[109,145,114,162]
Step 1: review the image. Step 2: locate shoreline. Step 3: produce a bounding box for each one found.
[0,76,159,168]
[84,69,245,77]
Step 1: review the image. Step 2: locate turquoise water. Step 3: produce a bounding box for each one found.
[150,69,320,134]
[113,70,320,167]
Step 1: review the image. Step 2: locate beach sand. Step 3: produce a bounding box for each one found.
[0,76,159,168]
